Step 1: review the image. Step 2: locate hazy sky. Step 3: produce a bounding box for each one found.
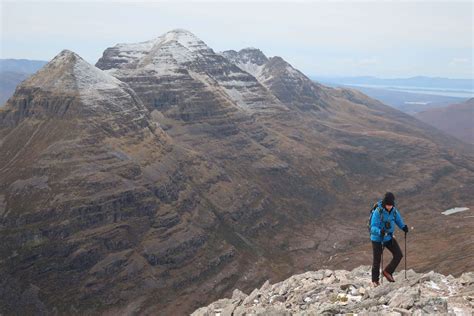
[1,0,472,78]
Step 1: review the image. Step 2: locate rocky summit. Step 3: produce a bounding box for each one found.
[193,266,474,315]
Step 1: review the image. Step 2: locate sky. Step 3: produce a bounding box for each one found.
[1,0,472,79]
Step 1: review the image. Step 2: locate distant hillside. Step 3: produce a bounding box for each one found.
[0,59,48,105]
[315,82,465,114]
[313,75,474,90]
[0,59,48,73]
[415,98,474,145]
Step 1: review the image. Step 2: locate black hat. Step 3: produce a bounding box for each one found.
[382,192,395,206]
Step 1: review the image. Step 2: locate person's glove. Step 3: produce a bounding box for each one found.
[402,225,409,233]
[380,229,386,237]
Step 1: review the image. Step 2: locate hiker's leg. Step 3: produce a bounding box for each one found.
[385,238,403,274]
[371,241,382,282]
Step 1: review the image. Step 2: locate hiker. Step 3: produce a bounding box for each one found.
[370,192,409,286]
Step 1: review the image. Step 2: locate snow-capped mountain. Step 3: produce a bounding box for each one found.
[1,30,473,316]
[221,48,269,81]
[97,29,286,113]
[222,48,330,111]
[0,49,239,316]
[2,50,150,127]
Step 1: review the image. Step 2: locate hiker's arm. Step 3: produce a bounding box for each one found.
[370,210,382,235]
[395,209,406,229]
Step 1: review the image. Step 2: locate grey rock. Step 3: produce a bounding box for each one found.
[242,288,260,306]
[260,280,271,292]
[389,286,420,309]
[269,295,286,304]
[193,266,473,315]
[460,272,474,286]
[232,289,247,301]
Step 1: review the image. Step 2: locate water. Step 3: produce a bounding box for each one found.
[348,84,474,98]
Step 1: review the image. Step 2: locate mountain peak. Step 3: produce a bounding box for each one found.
[222,48,268,67]
[23,49,122,93]
[1,49,145,125]
[158,28,209,52]
[221,48,269,80]
[96,29,213,71]
[163,28,197,39]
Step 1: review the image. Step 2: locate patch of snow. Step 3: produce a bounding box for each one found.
[70,55,137,108]
[115,41,155,55]
[442,207,470,215]
[73,57,123,90]
[160,29,209,52]
[24,50,140,111]
[235,61,265,80]
[219,79,256,88]
[286,65,302,78]
[107,29,210,71]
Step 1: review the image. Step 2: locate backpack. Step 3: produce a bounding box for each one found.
[367,202,381,233]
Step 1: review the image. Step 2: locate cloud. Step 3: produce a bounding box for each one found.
[357,57,379,66]
[449,58,471,65]
[337,57,379,67]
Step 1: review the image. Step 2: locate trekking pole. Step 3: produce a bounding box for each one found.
[381,240,384,285]
[404,231,407,280]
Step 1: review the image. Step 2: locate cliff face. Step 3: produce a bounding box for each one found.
[192,266,474,315]
[0,50,239,315]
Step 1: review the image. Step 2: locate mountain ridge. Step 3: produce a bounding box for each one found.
[1,29,473,315]
[192,265,474,315]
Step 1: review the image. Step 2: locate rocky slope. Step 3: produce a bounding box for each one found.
[1,29,473,315]
[96,29,286,114]
[193,266,474,315]
[222,48,329,111]
[0,50,239,315]
[97,31,474,314]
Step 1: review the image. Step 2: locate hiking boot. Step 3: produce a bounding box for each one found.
[372,280,380,287]
[383,270,395,282]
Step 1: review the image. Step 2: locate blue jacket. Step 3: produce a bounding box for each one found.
[370,200,406,243]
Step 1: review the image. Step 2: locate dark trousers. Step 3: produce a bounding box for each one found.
[371,238,403,282]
